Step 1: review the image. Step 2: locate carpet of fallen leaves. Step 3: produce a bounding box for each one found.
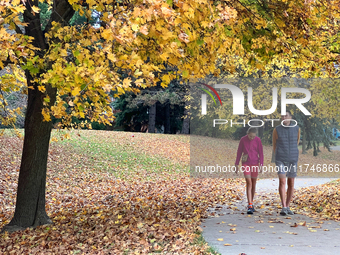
[294,179,340,221]
[0,130,243,254]
[113,132,190,164]
[1,130,339,254]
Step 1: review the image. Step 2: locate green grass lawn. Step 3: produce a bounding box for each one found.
[55,130,189,180]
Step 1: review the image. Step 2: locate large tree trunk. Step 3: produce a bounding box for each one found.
[148,102,156,133]
[164,100,171,134]
[2,76,57,233]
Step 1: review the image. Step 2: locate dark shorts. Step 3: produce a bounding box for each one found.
[276,161,298,178]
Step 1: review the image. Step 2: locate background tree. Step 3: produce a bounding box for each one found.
[120,77,186,133]
[113,87,184,133]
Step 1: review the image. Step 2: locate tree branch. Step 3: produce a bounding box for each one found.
[14,23,24,34]
[44,0,75,33]
[1,56,15,69]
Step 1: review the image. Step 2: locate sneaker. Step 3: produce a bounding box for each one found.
[287,207,294,215]
[280,207,288,216]
[247,206,254,214]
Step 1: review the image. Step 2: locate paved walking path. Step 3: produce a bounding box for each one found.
[330,145,340,151]
[202,178,339,255]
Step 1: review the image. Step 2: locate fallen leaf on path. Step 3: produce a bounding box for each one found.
[300,221,306,226]
[268,220,284,223]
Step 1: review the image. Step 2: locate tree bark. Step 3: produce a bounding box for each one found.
[2,76,57,233]
[148,102,156,133]
[164,101,171,134]
[306,140,312,150]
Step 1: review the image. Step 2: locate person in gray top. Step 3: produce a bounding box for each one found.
[272,111,300,216]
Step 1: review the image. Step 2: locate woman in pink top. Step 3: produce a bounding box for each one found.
[235,127,264,214]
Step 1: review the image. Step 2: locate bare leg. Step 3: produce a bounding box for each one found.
[245,176,252,204]
[251,177,257,202]
[278,175,287,207]
[286,177,295,207]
